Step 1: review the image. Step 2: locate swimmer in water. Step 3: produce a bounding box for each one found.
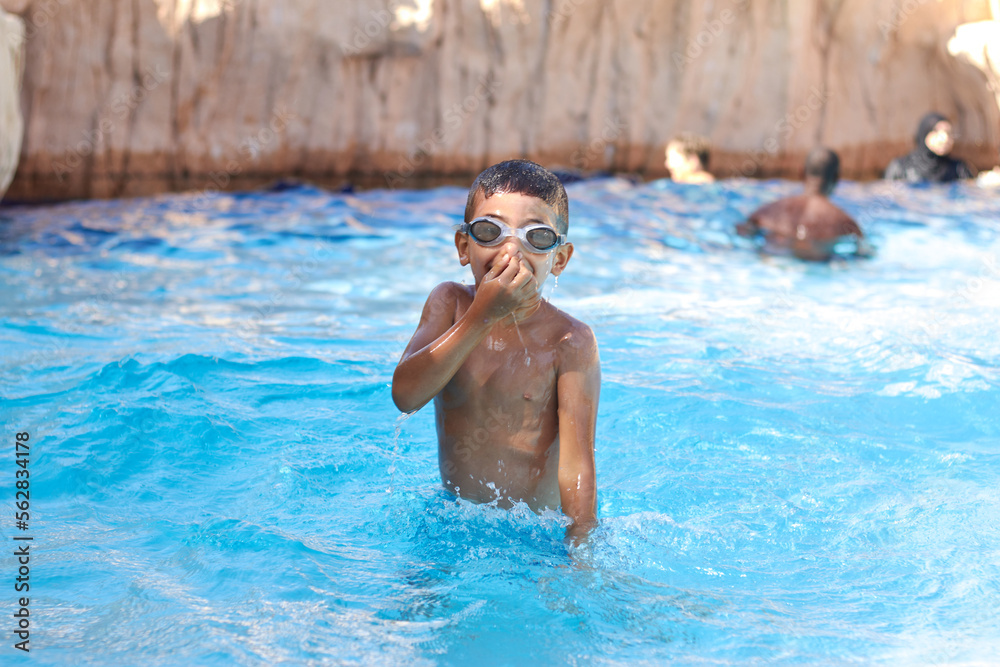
[737,147,869,261]
[665,133,715,184]
[884,112,975,183]
[976,146,1000,188]
[392,159,600,544]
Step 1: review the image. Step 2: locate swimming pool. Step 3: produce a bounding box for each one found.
[1,178,998,664]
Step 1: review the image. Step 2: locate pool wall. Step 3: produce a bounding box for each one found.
[4,0,1000,202]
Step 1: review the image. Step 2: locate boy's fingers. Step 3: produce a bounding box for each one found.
[511,266,539,300]
[499,254,521,281]
[522,276,540,301]
[514,258,535,288]
[485,253,511,281]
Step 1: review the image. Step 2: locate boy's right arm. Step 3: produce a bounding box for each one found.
[391,252,536,413]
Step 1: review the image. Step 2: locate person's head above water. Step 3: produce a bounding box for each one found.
[884,110,972,183]
[458,159,574,293]
[665,133,714,183]
[464,159,569,234]
[915,112,955,157]
[804,147,841,196]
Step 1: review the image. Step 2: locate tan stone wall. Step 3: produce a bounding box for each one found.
[949,19,1000,140]
[3,0,998,201]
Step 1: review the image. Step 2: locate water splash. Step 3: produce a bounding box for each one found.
[387,411,412,494]
[486,481,500,504]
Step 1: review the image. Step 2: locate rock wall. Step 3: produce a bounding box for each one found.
[949,18,1000,160]
[0,7,24,200]
[2,0,998,201]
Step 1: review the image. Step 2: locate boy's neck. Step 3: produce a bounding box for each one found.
[504,299,543,326]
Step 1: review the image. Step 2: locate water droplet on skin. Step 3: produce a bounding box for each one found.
[511,318,531,366]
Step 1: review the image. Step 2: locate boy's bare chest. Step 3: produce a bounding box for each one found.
[449,331,558,404]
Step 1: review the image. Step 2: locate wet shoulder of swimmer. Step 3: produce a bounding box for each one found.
[391,159,600,544]
[738,147,869,261]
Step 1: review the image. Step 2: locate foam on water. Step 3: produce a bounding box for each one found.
[1,179,998,664]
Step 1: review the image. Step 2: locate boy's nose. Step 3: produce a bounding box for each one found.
[501,238,520,254]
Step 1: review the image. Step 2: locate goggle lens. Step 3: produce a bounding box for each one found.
[464,217,563,253]
[469,219,502,243]
[525,227,557,250]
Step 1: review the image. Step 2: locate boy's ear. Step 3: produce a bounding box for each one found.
[550,242,573,276]
[455,231,471,266]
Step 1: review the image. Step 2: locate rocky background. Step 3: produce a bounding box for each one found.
[1,7,23,197]
[1,0,999,201]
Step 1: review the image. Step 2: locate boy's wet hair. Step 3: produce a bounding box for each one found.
[464,159,570,234]
[805,147,840,187]
[669,133,711,169]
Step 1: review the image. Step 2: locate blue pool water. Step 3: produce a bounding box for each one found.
[1,178,998,665]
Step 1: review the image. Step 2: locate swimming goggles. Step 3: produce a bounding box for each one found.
[457,216,566,254]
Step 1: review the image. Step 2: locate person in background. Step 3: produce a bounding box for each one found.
[884,112,975,183]
[665,133,715,184]
[737,147,869,261]
[977,166,1000,187]
[976,145,1000,188]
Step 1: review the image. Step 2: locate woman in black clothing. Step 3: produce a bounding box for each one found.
[884,112,975,183]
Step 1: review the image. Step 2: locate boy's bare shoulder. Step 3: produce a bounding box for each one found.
[540,302,599,362]
[425,281,474,309]
[428,281,473,300]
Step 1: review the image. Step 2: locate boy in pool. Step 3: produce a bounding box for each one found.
[392,159,600,543]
